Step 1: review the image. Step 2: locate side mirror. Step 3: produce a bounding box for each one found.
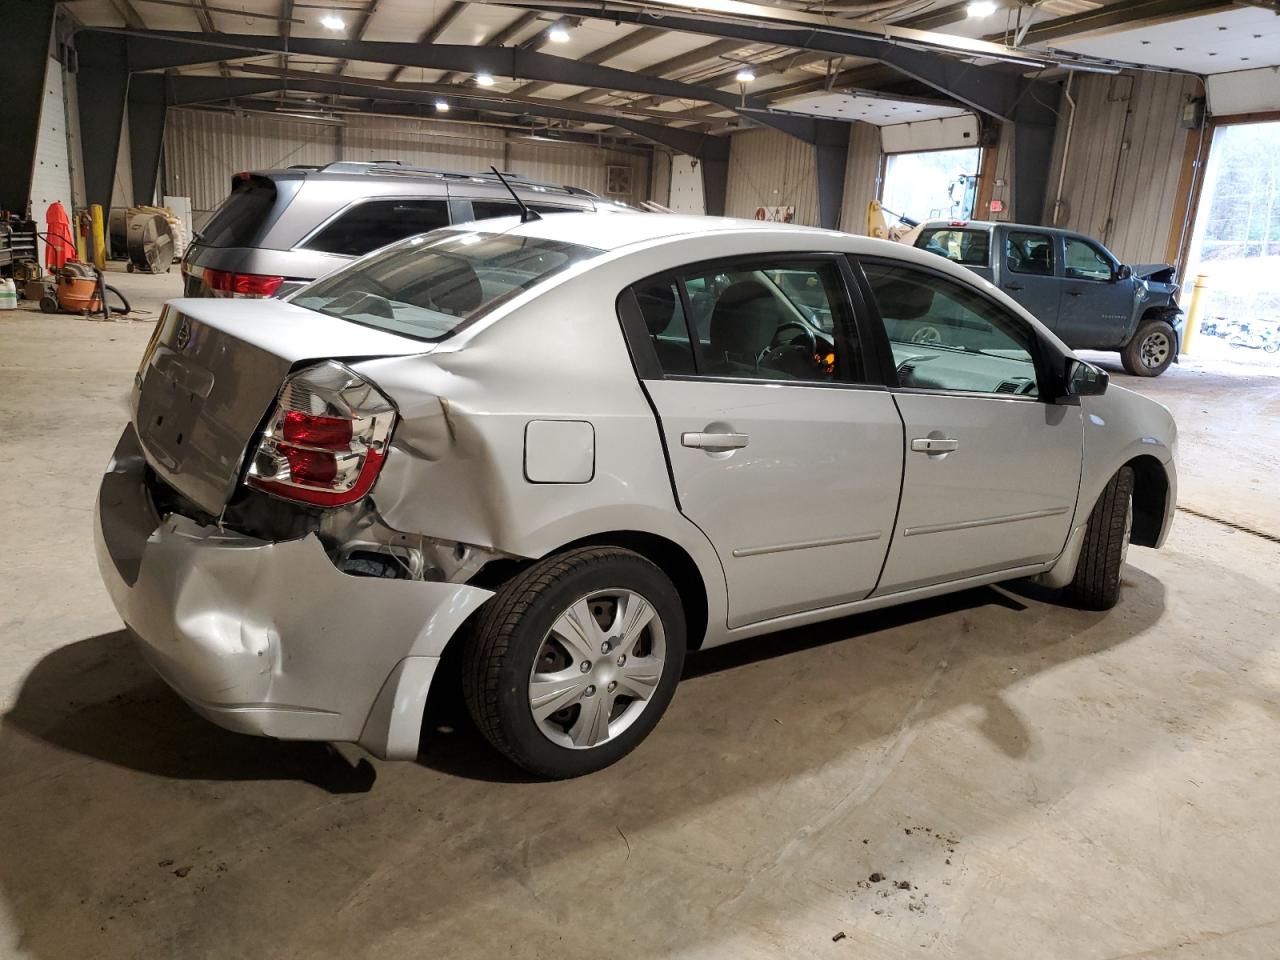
[1067,359,1109,397]
[1115,264,1132,281]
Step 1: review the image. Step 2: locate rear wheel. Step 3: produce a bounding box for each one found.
[1064,466,1134,610]
[1121,319,1176,377]
[463,546,686,778]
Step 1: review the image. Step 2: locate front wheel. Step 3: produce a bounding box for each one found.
[1121,319,1176,376]
[1064,466,1134,610]
[463,546,686,778]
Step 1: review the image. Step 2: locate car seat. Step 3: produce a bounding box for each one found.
[706,280,783,377]
[635,284,695,373]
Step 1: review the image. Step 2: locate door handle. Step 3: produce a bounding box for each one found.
[1004,282,1024,291]
[1066,290,1083,297]
[682,431,749,450]
[911,437,958,454]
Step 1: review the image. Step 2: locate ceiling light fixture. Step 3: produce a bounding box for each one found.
[548,24,571,43]
[735,68,755,83]
[319,14,345,31]
[435,99,450,112]
[965,1,997,17]
[475,72,495,86]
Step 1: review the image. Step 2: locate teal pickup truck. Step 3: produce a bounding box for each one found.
[913,220,1184,377]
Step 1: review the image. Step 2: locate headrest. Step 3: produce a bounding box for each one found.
[710,280,778,359]
[429,257,483,315]
[870,272,935,321]
[636,283,677,336]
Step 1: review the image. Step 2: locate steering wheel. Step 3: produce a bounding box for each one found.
[767,321,818,355]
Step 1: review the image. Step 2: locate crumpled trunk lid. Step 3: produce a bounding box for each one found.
[133,297,432,515]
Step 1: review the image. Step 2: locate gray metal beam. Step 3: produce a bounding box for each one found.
[75,31,130,212]
[813,119,848,231]
[127,73,167,205]
[0,0,56,215]
[999,0,1234,45]
[497,3,1061,127]
[163,75,727,161]
[701,152,729,217]
[1011,120,1057,226]
[85,29,834,142]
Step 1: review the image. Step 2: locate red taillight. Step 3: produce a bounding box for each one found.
[246,362,396,508]
[203,267,284,297]
[282,410,353,448]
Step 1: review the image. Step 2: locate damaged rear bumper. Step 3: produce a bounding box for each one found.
[93,425,493,759]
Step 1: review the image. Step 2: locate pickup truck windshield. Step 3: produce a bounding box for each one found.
[292,230,604,341]
[917,227,990,267]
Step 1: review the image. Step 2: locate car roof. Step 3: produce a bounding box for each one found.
[450,211,852,253]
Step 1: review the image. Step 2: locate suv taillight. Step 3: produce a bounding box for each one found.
[246,361,396,507]
[203,267,284,297]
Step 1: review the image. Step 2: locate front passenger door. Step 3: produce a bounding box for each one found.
[856,259,1084,594]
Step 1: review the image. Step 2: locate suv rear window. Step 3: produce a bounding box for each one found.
[198,175,280,248]
[292,230,604,341]
[916,227,991,267]
[302,198,450,256]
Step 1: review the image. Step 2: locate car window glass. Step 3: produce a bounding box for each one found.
[1006,231,1054,276]
[303,199,449,256]
[199,175,279,248]
[293,231,603,341]
[677,260,858,384]
[862,261,1039,397]
[917,227,990,266]
[471,200,579,221]
[1064,237,1113,281]
[633,279,696,375]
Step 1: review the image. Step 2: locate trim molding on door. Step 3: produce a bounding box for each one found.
[903,505,1070,538]
[732,531,882,558]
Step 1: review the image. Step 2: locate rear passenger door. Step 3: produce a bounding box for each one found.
[999,228,1060,329]
[620,254,904,628]
[854,258,1083,594]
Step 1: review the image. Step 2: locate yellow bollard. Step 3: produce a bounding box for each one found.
[89,203,107,271]
[1181,273,1209,356]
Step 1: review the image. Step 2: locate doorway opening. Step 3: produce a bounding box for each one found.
[881,147,982,225]
[1184,119,1280,364]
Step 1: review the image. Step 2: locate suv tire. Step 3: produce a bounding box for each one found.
[463,546,686,778]
[1121,319,1176,377]
[1064,466,1134,611]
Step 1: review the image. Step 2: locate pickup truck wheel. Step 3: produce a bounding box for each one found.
[463,546,686,779]
[1121,319,1176,377]
[1064,466,1134,611]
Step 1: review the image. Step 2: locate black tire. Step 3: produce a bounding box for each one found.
[1121,319,1176,377]
[463,546,686,779]
[1064,466,1134,611]
[39,294,59,314]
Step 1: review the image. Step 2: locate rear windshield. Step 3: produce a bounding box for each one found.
[198,175,279,248]
[291,230,604,341]
[916,227,991,267]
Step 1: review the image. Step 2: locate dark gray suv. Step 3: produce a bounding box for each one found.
[181,161,626,298]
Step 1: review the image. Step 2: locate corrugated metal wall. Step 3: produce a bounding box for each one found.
[725,127,819,225]
[165,110,338,225]
[1041,71,1200,264]
[839,122,882,233]
[165,108,650,226]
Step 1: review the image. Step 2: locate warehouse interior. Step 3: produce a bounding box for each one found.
[2,0,1280,957]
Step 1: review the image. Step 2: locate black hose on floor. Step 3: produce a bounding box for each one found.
[103,283,130,315]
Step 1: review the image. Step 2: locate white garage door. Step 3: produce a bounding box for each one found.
[31,56,75,265]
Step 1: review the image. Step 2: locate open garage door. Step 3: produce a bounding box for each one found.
[1184,119,1280,365]
[879,114,981,225]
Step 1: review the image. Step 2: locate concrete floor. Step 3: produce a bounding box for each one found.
[1,268,1278,959]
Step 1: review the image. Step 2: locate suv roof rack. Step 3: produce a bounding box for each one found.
[313,161,600,198]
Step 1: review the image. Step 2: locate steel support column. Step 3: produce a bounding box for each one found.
[74,32,130,212]
[814,120,850,230]
[0,0,56,215]
[1011,121,1057,226]
[700,144,730,217]
[128,74,167,206]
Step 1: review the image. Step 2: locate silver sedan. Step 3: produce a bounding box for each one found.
[95,213,1177,779]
